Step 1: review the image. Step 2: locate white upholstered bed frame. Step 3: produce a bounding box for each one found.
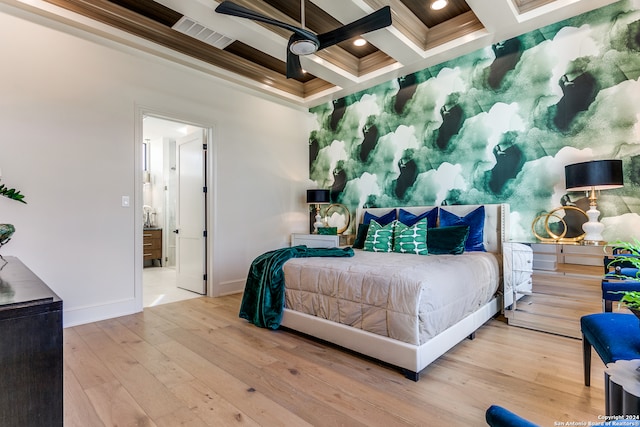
[280,204,510,380]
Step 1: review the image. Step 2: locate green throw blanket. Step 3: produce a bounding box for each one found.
[239,245,354,329]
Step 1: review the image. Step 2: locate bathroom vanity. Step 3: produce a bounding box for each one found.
[143,228,163,266]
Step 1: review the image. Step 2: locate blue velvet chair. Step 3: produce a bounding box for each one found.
[486,405,539,427]
[485,405,640,426]
[580,313,640,387]
[485,405,640,427]
[602,253,640,312]
[601,278,640,311]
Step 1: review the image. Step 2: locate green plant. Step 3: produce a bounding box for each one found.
[620,291,640,310]
[605,240,640,313]
[606,239,640,279]
[615,290,640,325]
[608,238,640,255]
[0,180,26,204]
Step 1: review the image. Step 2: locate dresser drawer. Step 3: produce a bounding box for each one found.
[143,237,161,250]
[291,233,339,248]
[143,250,162,261]
[143,229,162,240]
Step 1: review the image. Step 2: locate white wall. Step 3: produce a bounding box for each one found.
[0,3,312,326]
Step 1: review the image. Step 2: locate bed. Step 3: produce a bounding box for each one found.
[279,204,509,381]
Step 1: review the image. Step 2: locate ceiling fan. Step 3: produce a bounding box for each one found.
[215,1,392,79]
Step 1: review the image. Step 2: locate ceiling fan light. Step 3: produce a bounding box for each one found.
[353,38,367,47]
[290,40,318,55]
[431,0,448,10]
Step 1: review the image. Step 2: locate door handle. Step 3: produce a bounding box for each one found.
[173,229,179,234]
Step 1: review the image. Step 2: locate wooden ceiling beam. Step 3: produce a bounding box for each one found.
[43,0,307,96]
[425,11,484,49]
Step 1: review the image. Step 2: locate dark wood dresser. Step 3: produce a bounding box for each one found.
[143,228,163,266]
[0,256,63,427]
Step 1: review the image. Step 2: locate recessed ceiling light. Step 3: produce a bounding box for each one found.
[354,38,367,47]
[431,0,448,10]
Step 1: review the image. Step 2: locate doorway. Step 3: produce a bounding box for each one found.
[142,115,208,307]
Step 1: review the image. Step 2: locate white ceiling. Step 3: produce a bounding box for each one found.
[143,116,191,142]
[155,0,621,106]
[5,0,622,108]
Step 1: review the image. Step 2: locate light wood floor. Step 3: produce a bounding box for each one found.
[64,294,607,426]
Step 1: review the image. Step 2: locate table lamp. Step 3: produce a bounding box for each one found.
[565,159,623,245]
[306,189,330,234]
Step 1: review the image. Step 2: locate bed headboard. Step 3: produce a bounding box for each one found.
[356,204,510,254]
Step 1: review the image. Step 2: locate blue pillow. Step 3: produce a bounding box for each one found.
[363,209,396,226]
[398,208,437,228]
[439,206,486,252]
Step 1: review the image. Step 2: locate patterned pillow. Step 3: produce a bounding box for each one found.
[439,206,486,252]
[393,218,428,255]
[363,220,395,252]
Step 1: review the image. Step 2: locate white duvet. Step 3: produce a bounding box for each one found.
[283,249,500,346]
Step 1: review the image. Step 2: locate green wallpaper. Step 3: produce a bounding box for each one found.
[309,0,640,242]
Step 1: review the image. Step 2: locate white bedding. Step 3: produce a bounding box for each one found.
[283,249,500,346]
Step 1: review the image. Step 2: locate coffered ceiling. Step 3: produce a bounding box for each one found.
[15,0,620,107]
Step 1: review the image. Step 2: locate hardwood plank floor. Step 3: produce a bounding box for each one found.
[64,294,608,426]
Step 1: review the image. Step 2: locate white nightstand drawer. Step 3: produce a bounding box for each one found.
[291,233,339,248]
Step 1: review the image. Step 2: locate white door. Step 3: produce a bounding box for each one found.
[176,130,207,294]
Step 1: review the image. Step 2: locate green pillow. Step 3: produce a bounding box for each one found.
[393,218,428,255]
[352,223,369,249]
[427,225,470,255]
[363,220,395,252]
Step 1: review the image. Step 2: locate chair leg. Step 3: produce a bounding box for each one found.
[605,372,610,415]
[583,333,592,386]
[604,299,613,312]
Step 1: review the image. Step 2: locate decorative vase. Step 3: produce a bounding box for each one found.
[0,224,15,246]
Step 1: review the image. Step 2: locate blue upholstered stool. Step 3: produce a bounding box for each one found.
[601,277,640,312]
[580,313,640,387]
[486,405,539,427]
[602,253,640,311]
[485,405,640,426]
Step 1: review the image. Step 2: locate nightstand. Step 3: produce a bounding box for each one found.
[502,242,534,309]
[291,233,340,248]
[503,241,604,338]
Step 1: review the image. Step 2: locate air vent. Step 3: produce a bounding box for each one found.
[172,16,234,49]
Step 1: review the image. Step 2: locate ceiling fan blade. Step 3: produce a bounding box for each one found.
[317,6,392,50]
[286,38,305,79]
[215,1,318,43]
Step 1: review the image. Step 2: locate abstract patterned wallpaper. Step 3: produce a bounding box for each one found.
[308,0,640,242]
